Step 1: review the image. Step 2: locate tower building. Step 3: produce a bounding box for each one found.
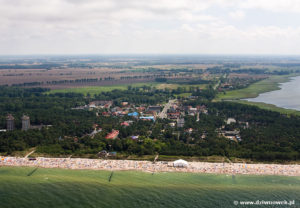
[22,115,30,131]
[6,114,15,131]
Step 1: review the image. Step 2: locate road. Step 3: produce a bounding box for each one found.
[213,73,228,90]
[25,149,35,158]
[158,99,177,119]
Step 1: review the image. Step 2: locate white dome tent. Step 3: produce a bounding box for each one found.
[173,159,188,168]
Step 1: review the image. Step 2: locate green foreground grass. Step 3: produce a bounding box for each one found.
[0,167,300,208]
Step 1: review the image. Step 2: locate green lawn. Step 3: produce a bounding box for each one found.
[0,167,300,208]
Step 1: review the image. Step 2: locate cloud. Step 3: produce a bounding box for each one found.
[239,0,300,13]
[229,10,245,20]
[0,0,300,54]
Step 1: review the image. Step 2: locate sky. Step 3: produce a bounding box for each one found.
[1,0,300,55]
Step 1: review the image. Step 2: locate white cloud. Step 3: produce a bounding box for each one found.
[229,10,245,20]
[239,0,300,13]
[0,0,300,54]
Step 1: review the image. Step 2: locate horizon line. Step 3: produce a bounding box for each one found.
[1,53,300,57]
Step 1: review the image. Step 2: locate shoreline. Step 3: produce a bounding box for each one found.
[1,156,300,177]
[216,74,300,115]
[217,74,298,101]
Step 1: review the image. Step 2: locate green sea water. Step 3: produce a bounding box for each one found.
[0,167,299,208]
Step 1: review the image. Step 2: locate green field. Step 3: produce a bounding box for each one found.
[156,83,208,90]
[47,83,158,96]
[47,83,207,96]
[0,167,299,208]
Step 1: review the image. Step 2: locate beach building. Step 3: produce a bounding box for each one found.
[173,159,188,168]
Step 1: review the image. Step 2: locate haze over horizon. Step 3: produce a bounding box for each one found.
[1,0,300,55]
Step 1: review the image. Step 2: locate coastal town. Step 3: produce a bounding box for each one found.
[72,97,242,143]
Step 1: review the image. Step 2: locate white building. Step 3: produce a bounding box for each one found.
[173,159,188,168]
[226,118,236,125]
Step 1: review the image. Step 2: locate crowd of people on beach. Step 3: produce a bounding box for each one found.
[1,156,300,176]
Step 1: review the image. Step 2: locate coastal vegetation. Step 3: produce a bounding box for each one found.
[234,100,300,116]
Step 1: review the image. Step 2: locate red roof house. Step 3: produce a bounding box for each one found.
[105,130,119,139]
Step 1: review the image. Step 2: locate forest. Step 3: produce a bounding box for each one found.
[0,85,300,162]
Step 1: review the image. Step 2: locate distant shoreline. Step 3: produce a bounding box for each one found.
[244,75,299,99]
[217,74,299,101]
[216,74,300,115]
[1,157,300,177]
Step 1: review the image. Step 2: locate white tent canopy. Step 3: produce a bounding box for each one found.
[173,159,188,167]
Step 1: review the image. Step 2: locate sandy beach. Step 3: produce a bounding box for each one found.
[1,156,300,176]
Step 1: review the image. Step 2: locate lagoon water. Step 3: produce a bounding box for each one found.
[246,76,300,111]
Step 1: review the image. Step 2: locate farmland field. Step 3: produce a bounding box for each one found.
[47,83,208,95]
[47,83,158,95]
[0,167,299,208]
[156,83,208,90]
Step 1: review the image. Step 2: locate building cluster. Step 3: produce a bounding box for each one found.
[216,118,247,142]
[72,99,247,143]
[71,100,113,110]
[81,99,210,141]
[2,114,51,132]
[166,102,208,129]
[5,114,30,131]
